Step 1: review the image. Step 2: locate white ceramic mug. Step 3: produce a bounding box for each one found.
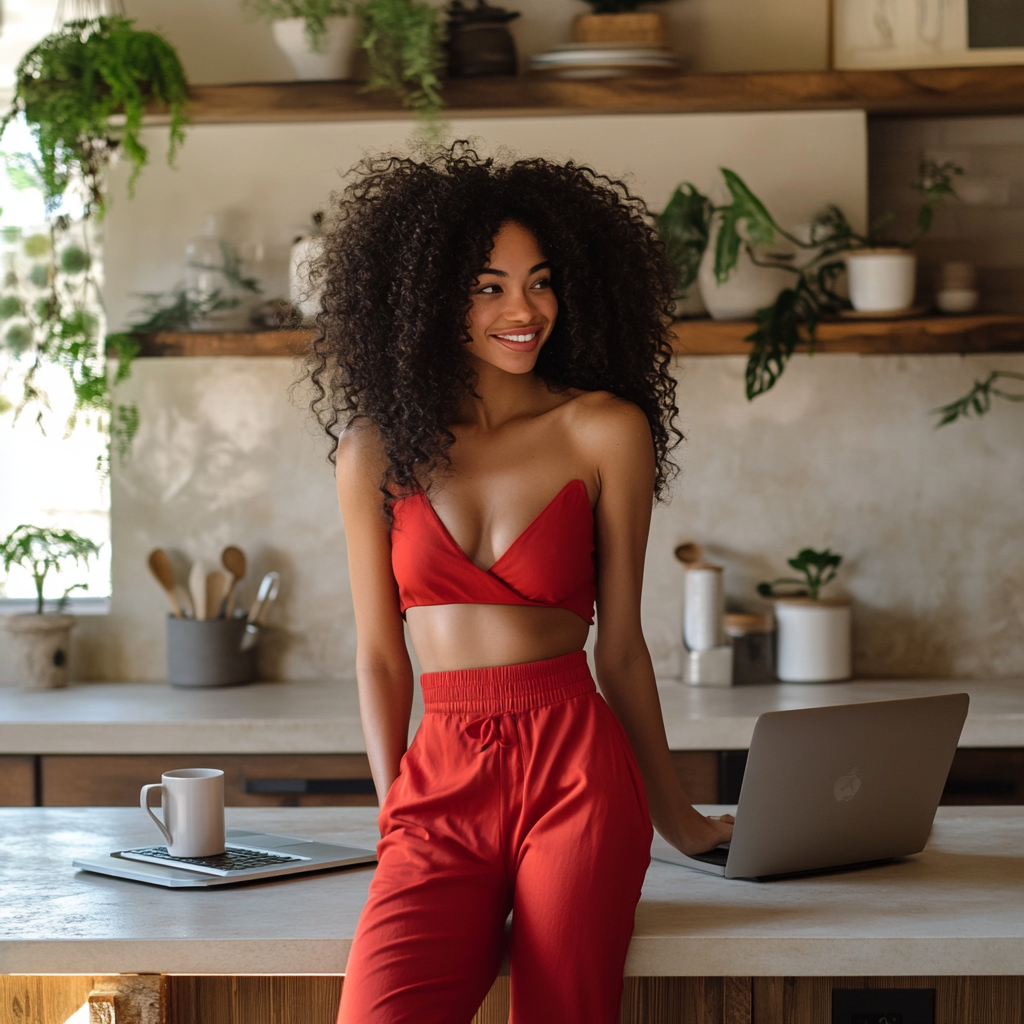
[140,768,225,858]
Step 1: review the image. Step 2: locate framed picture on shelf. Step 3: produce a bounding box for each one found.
[833,0,1024,69]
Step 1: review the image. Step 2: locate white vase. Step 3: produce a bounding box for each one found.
[845,249,916,313]
[272,16,358,81]
[289,234,326,323]
[697,233,793,321]
[775,599,851,683]
[5,614,75,689]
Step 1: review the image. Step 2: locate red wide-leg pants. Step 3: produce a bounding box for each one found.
[337,651,653,1024]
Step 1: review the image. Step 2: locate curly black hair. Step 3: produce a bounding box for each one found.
[306,141,681,507]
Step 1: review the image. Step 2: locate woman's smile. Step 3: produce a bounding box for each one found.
[492,326,543,351]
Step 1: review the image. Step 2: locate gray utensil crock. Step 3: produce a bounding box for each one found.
[167,616,255,688]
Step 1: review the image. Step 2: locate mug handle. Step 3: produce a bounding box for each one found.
[140,783,173,846]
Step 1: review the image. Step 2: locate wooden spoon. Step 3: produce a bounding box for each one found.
[189,561,209,621]
[206,571,229,620]
[147,549,183,618]
[221,545,247,617]
[674,542,704,565]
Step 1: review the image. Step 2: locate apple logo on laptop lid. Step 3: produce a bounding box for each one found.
[834,767,861,802]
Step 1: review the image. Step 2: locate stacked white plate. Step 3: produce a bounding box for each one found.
[528,42,683,79]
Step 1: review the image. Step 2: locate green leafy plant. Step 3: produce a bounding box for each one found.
[932,370,1024,426]
[757,548,843,602]
[0,16,189,215]
[358,0,445,115]
[0,524,100,614]
[243,0,354,52]
[657,161,963,401]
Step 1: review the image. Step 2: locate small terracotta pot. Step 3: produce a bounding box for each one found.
[5,614,75,689]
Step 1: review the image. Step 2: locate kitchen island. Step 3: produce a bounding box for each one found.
[2,805,1022,1024]
[2,677,1022,808]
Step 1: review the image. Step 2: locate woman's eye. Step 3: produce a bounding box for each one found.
[532,277,552,289]
[476,284,501,295]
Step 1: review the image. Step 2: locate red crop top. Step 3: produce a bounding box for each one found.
[390,478,596,625]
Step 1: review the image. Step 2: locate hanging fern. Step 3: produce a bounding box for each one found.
[1,16,189,215]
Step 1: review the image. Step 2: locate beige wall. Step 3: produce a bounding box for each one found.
[120,0,829,83]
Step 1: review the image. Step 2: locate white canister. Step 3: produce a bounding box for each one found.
[271,16,358,81]
[846,249,916,313]
[775,598,852,683]
[289,233,326,323]
[683,564,724,652]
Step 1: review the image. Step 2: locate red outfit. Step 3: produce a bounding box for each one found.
[337,652,653,1024]
[390,479,597,624]
[340,485,651,1023]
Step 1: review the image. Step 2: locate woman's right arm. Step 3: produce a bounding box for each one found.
[335,427,414,804]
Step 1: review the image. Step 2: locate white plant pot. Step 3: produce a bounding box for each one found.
[697,234,793,321]
[846,249,916,313]
[5,614,75,689]
[775,599,851,683]
[272,16,357,81]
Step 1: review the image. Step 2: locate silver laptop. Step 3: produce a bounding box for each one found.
[653,693,969,880]
[73,828,377,888]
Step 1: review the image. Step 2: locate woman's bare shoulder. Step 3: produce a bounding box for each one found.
[561,390,652,453]
[334,419,387,496]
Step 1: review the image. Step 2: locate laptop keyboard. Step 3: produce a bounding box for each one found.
[117,844,306,875]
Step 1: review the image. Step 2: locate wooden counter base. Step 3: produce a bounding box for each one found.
[4,973,1020,1023]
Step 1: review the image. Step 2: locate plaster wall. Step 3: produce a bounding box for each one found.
[1,109,878,684]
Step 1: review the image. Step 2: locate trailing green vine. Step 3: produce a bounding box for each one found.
[0,15,189,467]
[932,370,1024,426]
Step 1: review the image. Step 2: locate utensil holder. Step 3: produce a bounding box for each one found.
[166,616,256,688]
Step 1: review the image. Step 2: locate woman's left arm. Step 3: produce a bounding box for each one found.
[587,399,733,856]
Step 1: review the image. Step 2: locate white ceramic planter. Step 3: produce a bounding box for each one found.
[846,249,916,313]
[289,234,326,323]
[5,614,75,689]
[272,16,357,81]
[775,599,851,683]
[697,234,792,321]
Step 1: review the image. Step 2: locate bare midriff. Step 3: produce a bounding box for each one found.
[406,603,590,673]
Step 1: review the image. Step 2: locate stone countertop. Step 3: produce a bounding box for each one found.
[0,677,1022,755]
[2,805,1023,977]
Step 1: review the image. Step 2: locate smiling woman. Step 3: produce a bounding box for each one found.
[302,143,736,1024]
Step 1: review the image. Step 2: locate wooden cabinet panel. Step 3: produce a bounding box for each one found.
[942,749,1024,805]
[0,755,36,806]
[670,751,719,804]
[41,754,377,807]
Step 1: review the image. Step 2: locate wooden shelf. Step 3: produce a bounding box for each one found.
[157,67,1024,125]
[125,315,1024,359]
[671,314,1024,355]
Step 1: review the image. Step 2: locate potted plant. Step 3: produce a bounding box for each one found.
[757,548,850,683]
[656,160,962,400]
[573,0,669,44]
[244,0,359,80]
[1,525,100,689]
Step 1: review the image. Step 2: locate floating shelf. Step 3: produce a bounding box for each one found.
[125,315,1024,359]
[151,66,1024,125]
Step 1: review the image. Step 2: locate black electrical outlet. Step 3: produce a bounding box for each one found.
[832,988,935,1024]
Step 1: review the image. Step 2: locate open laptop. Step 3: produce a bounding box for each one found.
[653,692,969,880]
[73,828,377,888]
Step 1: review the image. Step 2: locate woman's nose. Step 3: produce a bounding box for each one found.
[501,287,536,322]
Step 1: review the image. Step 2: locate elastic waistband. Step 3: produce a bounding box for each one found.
[420,650,595,714]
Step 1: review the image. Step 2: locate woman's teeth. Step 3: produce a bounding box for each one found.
[496,332,537,343]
